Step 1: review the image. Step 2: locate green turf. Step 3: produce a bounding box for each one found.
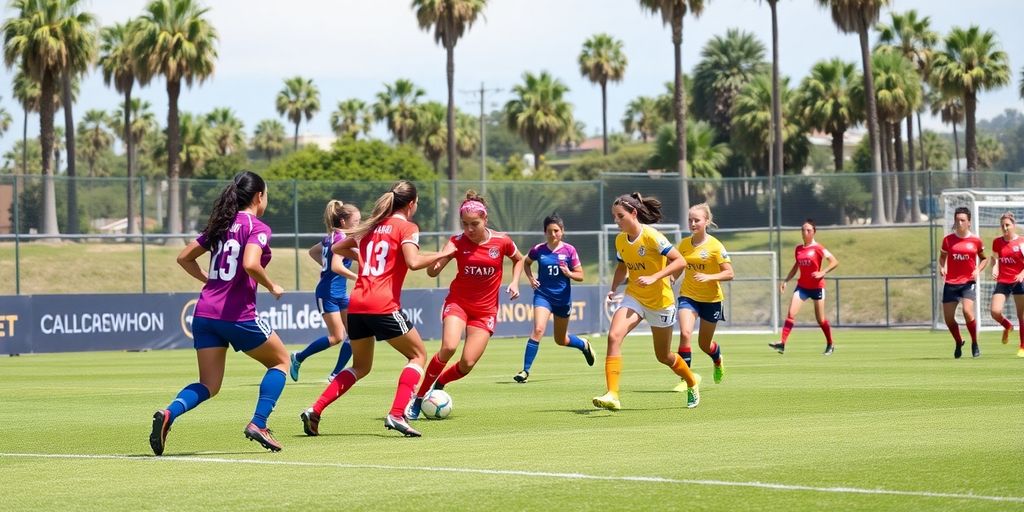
[1,329,1022,511]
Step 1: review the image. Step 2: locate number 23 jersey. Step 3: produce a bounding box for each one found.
[349,215,420,315]
[194,211,272,322]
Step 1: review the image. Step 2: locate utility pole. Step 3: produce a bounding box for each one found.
[461,82,501,194]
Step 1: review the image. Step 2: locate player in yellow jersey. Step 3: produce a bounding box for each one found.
[593,193,701,411]
[672,203,733,390]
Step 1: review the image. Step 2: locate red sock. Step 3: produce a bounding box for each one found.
[999,317,1013,330]
[1018,318,1024,348]
[965,319,978,343]
[819,320,833,345]
[946,322,963,344]
[417,353,448,398]
[436,362,468,387]
[389,364,423,418]
[312,368,357,415]
[781,318,795,343]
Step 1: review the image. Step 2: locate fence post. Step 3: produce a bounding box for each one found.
[928,171,935,329]
[293,179,300,291]
[13,175,20,295]
[140,175,147,294]
[884,277,891,327]
[835,279,841,326]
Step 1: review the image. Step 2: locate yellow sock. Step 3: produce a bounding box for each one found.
[670,354,696,387]
[605,355,622,396]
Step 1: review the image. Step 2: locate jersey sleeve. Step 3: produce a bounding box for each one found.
[247,222,271,250]
[568,245,582,268]
[401,222,420,246]
[196,232,208,248]
[715,242,731,264]
[941,235,950,254]
[505,237,518,257]
[653,231,673,256]
[528,244,541,261]
[821,246,833,259]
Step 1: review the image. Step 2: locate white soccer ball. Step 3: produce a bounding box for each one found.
[421,389,453,419]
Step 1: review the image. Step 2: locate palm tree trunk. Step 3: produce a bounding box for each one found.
[831,129,844,171]
[39,71,60,236]
[601,80,608,156]
[62,72,78,235]
[21,107,28,175]
[952,121,961,173]
[446,40,459,231]
[858,26,885,225]
[907,114,921,222]
[879,122,891,222]
[125,87,137,235]
[293,120,300,151]
[965,92,978,172]
[769,0,784,178]
[673,16,690,225]
[894,121,907,223]
[917,111,927,169]
[166,79,182,236]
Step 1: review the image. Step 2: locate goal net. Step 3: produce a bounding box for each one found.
[598,224,779,334]
[940,189,1024,330]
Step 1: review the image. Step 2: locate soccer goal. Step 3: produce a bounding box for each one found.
[939,189,1024,330]
[598,224,779,334]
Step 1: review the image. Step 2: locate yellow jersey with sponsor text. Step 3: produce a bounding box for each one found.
[678,235,731,303]
[615,225,676,309]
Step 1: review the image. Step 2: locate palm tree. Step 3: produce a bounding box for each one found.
[98,20,142,234]
[650,120,731,180]
[55,1,95,234]
[133,0,218,235]
[205,107,245,156]
[578,33,627,155]
[977,134,1005,170]
[108,99,157,184]
[276,76,319,150]
[455,112,480,158]
[931,26,1011,172]
[561,120,586,152]
[1019,67,1024,102]
[691,29,767,142]
[623,96,661,142]
[817,0,888,225]
[252,119,285,162]
[330,99,372,140]
[0,100,10,138]
[373,79,425,144]
[414,101,448,173]
[796,58,862,171]
[639,0,708,222]
[11,68,42,176]
[731,73,805,174]
[764,0,783,191]
[503,71,574,171]
[929,89,964,171]
[177,111,212,231]
[77,109,112,177]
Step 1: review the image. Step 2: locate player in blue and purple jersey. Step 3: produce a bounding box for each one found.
[149,171,290,455]
[289,200,361,382]
[513,214,595,383]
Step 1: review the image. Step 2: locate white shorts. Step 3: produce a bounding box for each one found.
[618,295,677,328]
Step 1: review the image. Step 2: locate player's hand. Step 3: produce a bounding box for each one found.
[636,275,657,287]
[506,283,520,300]
[269,283,284,300]
[812,271,825,279]
[992,270,999,281]
[1016,272,1024,284]
[939,267,946,277]
[693,273,711,283]
[529,277,540,289]
[607,290,618,301]
[779,281,787,293]
[558,262,571,275]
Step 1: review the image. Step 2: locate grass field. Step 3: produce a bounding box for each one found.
[1,329,1022,511]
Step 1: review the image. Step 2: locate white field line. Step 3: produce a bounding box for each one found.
[1,452,1022,504]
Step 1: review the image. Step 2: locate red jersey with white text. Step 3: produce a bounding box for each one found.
[992,236,1024,284]
[348,215,420,314]
[941,233,984,285]
[445,230,517,314]
[794,242,833,290]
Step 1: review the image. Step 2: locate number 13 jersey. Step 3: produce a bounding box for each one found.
[349,215,421,314]
[194,211,273,322]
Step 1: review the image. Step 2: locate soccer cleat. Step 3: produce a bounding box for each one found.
[954,342,963,359]
[672,379,689,393]
[244,423,283,452]
[513,370,529,383]
[823,344,835,356]
[384,414,422,437]
[289,352,301,382]
[1002,325,1013,344]
[686,373,702,409]
[713,361,724,384]
[1017,347,1024,358]
[592,392,621,411]
[300,408,320,436]
[405,398,422,421]
[149,410,171,456]
[768,342,785,354]
[972,344,981,358]
[582,338,596,366]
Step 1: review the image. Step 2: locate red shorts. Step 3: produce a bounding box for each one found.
[442,301,496,334]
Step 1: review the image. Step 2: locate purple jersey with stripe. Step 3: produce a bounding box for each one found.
[528,242,581,306]
[194,212,272,322]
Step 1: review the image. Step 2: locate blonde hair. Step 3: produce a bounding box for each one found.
[345,181,417,240]
[690,202,719,230]
[1000,212,1016,225]
[323,200,360,233]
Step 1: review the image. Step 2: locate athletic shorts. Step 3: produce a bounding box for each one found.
[533,293,571,318]
[618,294,676,328]
[348,311,414,341]
[942,282,977,303]
[795,286,825,301]
[993,282,1024,296]
[191,316,271,352]
[316,293,349,314]
[442,301,497,334]
[677,296,725,324]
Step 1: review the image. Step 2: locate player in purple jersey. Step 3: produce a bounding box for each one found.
[514,214,595,382]
[290,200,361,382]
[149,171,290,455]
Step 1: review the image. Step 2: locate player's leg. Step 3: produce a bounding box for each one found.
[242,332,290,451]
[652,324,700,408]
[553,305,594,366]
[436,325,491,389]
[329,310,352,380]
[150,346,225,456]
[942,285,965,358]
[593,305,642,410]
[991,291,1012,345]
[383,328,427,437]
[963,296,980,357]
[516,305,550,382]
[310,336,373,417]
[773,291,804,353]
[1013,292,1024,356]
[672,305,698,392]
[696,318,723,383]
[418,313,466,399]
[813,296,834,354]
[291,308,344,381]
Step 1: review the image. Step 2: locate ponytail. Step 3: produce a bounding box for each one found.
[200,171,266,247]
[613,192,663,224]
[346,180,418,240]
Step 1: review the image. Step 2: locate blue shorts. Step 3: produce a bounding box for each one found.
[677,296,724,324]
[795,286,825,301]
[317,294,350,314]
[533,293,571,318]
[192,316,272,352]
[942,282,977,304]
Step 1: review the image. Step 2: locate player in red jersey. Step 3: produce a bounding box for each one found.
[988,212,1024,357]
[299,181,454,437]
[770,219,839,355]
[939,207,988,359]
[406,190,525,419]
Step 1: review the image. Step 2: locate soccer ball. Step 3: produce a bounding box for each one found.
[420,390,453,419]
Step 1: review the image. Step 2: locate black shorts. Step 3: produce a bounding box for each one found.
[677,296,725,324]
[993,282,1024,296]
[347,311,414,341]
[942,282,977,304]
[794,286,825,301]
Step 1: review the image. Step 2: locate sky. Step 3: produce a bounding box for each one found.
[0,0,1021,156]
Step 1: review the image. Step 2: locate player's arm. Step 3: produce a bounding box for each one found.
[331,257,358,280]
[701,261,734,282]
[637,247,686,286]
[505,249,525,299]
[938,250,947,277]
[307,243,322,265]
[974,250,989,278]
[176,241,209,284]
[418,241,456,274]
[332,237,358,261]
[608,262,627,299]
[812,252,839,280]
[563,262,584,282]
[523,256,540,288]
[989,253,1000,280]
[780,262,798,292]
[243,243,283,299]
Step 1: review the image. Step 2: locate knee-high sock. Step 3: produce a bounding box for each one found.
[436,362,468,388]
[165,382,210,425]
[566,334,587,351]
[389,364,423,418]
[417,353,449,398]
[819,320,834,345]
[706,341,722,365]
[781,317,796,343]
[998,317,1013,330]
[296,336,331,363]
[522,339,540,372]
[966,319,978,344]
[331,338,352,375]
[677,350,692,367]
[945,320,963,344]
[312,368,358,415]
[1019,317,1024,348]
[605,355,622,396]
[250,368,286,429]
[670,354,697,387]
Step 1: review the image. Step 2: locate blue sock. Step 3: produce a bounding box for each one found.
[709,342,722,365]
[166,382,210,425]
[296,336,331,363]
[250,368,286,429]
[566,334,586,351]
[331,339,352,375]
[522,339,540,372]
[678,350,692,368]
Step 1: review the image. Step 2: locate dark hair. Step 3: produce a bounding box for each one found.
[954,206,971,221]
[348,180,418,240]
[200,171,266,248]
[612,192,662,224]
[543,212,564,232]
[803,218,817,232]
[463,189,487,207]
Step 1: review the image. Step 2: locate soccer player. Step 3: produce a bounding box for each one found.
[988,212,1024,358]
[289,200,360,382]
[406,191,525,419]
[513,213,595,383]
[672,203,734,390]
[150,171,289,455]
[769,219,839,355]
[939,206,987,359]
[593,193,701,411]
[299,181,454,437]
